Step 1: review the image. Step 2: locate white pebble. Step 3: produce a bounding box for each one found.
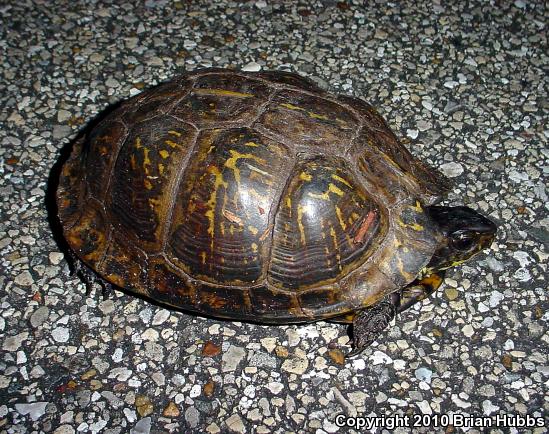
[152,310,170,326]
[462,324,474,338]
[242,62,261,72]
[421,100,433,111]
[370,350,393,365]
[415,367,432,383]
[51,327,70,343]
[443,80,459,89]
[15,402,48,421]
[440,161,464,177]
[416,400,433,415]
[482,399,500,415]
[406,129,419,139]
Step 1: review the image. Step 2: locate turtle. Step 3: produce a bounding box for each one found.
[56,68,497,355]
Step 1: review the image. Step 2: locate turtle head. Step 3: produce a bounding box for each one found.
[426,206,497,271]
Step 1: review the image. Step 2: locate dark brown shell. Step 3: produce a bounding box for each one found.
[57,68,449,323]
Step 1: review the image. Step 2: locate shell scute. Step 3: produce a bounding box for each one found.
[167,127,292,285]
[256,90,359,148]
[268,156,386,290]
[108,115,197,252]
[171,73,272,127]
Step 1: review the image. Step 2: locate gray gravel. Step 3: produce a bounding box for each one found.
[1,1,547,433]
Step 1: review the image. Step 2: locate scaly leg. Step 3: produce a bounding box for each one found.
[348,272,445,356]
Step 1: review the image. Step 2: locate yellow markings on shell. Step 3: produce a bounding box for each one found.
[408,200,423,213]
[143,179,153,190]
[245,163,270,177]
[396,254,414,281]
[149,197,161,208]
[248,225,258,235]
[381,153,401,170]
[193,88,254,98]
[159,149,170,159]
[297,204,306,245]
[309,112,329,121]
[251,243,258,253]
[279,103,330,121]
[168,130,181,137]
[320,218,327,239]
[200,251,207,264]
[335,206,347,231]
[331,174,352,188]
[224,150,265,186]
[244,141,260,147]
[158,163,165,175]
[205,165,228,253]
[219,221,225,236]
[280,103,302,111]
[398,218,424,232]
[307,183,344,200]
[335,118,349,127]
[135,136,142,149]
[142,148,151,175]
[286,197,292,218]
[299,172,312,182]
[408,223,424,231]
[329,226,342,271]
[165,140,180,148]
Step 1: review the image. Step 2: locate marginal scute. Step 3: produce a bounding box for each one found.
[171,73,271,127]
[340,265,398,309]
[256,90,359,148]
[57,138,86,228]
[197,284,252,319]
[108,115,197,253]
[249,286,301,320]
[298,286,353,318]
[336,95,387,133]
[148,258,197,309]
[98,234,147,293]
[65,201,108,266]
[84,119,127,201]
[269,156,386,290]
[167,127,292,285]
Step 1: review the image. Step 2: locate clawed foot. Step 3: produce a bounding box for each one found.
[348,295,398,357]
[68,250,114,300]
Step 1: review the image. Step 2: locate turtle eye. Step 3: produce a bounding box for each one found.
[450,231,476,251]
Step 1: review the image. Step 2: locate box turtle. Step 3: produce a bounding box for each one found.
[56,68,496,355]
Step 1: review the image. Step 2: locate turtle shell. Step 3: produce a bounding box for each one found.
[57,68,450,323]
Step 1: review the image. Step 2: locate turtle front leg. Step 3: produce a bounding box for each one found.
[349,292,399,357]
[349,272,446,356]
[397,271,445,314]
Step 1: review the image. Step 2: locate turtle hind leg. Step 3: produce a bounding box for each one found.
[348,293,399,357]
[68,250,114,300]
